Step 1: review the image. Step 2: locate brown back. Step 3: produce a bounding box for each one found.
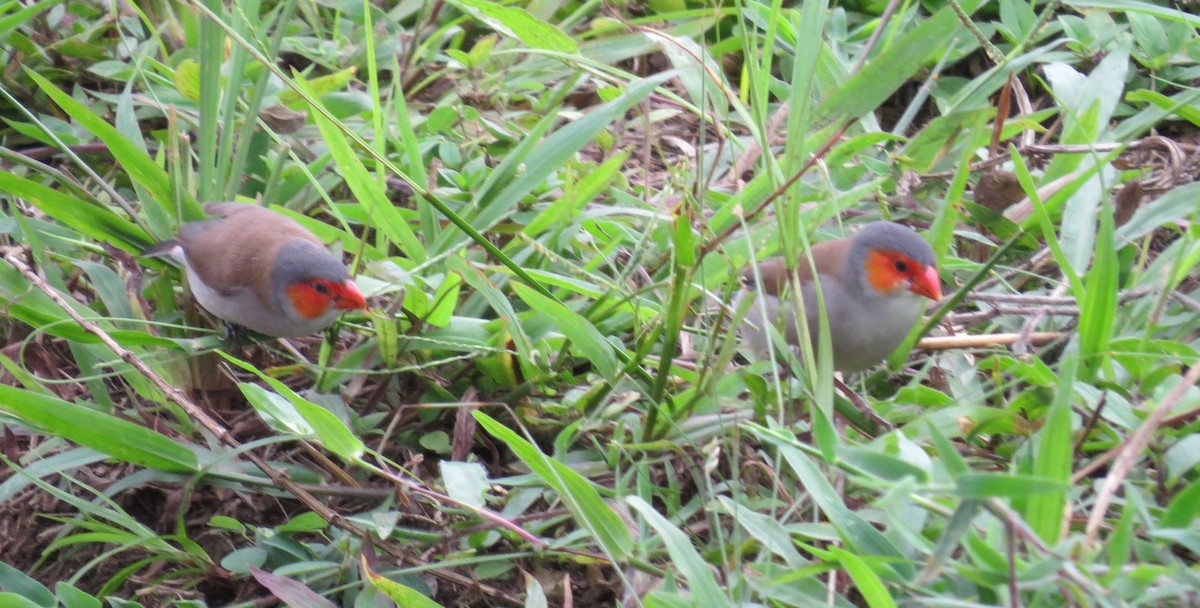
[179,203,325,303]
[742,236,854,296]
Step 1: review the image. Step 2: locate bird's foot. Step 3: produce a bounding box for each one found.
[833,377,896,434]
[221,322,249,348]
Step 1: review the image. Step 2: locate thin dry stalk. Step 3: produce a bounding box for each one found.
[1084,363,1200,547]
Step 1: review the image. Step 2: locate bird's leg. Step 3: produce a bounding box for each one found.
[221,322,249,348]
[833,376,896,433]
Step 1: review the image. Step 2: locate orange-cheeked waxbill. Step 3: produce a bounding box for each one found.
[737,221,942,372]
[146,203,367,337]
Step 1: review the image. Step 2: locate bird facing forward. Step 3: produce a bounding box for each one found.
[737,221,941,372]
[145,203,367,337]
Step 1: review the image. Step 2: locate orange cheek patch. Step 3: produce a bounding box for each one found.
[284,283,332,320]
[865,250,905,294]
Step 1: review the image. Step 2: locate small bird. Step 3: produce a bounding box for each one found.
[737,221,942,372]
[145,203,367,337]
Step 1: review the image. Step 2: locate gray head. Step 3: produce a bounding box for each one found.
[269,238,355,315]
[844,221,940,300]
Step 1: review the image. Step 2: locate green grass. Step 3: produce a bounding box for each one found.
[0,0,1198,606]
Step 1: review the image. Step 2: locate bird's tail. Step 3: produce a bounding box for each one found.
[141,239,181,259]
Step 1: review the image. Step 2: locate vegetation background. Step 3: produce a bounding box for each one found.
[0,0,1198,605]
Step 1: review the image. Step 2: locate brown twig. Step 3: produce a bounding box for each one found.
[923,138,1199,180]
[720,101,790,188]
[834,376,895,434]
[982,499,1107,597]
[968,284,1158,306]
[1170,291,1200,312]
[1013,283,1070,356]
[968,247,1055,293]
[918,332,1064,350]
[942,284,1160,326]
[1073,392,1109,459]
[1084,363,1200,547]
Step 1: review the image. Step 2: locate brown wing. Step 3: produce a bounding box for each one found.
[743,236,853,296]
[178,204,326,303]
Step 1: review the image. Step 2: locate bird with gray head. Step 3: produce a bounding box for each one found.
[144,203,367,337]
[736,220,941,372]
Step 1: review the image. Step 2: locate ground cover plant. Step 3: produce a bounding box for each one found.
[0,0,1198,606]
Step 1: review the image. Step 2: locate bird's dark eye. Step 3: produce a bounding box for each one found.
[312,282,331,295]
[893,259,909,273]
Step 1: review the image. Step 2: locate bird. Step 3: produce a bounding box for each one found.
[145,202,367,337]
[736,221,942,372]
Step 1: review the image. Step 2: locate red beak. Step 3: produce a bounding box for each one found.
[911,265,942,301]
[336,280,368,310]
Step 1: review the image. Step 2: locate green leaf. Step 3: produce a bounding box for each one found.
[25,69,179,215]
[440,461,490,510]
[75,260,133,320]
[927,499,982,576]
[751,425,910,578]
[1107,498,1135,574]
[54,583,102,608]
[1150,529,1200,557]
[954,473,1067,498]
[474,411,632,559]
[427,272,462,327]
[1165,435,1200,482]
[0,593,47,608]
[306,83,427,263]
[672,203,696,267]
[460,72,674,245]
[279,67,359,108]
[358,559,445,608]
[1070,0,1200,27]
[827,546,897,608]
[715,496,806,568]
[276,512,329,533]
[0,172,152,253]
[839,448,929,483]
[174,59,201,102]
[814,0,985,124]
[374,311,399,367]
[511,281,619,379]
[926,421,969,475]
[1077,194,1119,381]
[0,385,199,473]
[446,0,578,54]
[627,496,733,608]
[526,152,629,236]
[1115,181,1200,242]
[1162,481,1200,528]
[0,560,55,607]
[222,354,365,463]
[0,0,63,42]
[1128,12,1168,61]
[239,383,318,436]
[222,548,268,574]
[1024,358,1077,542]
[449,256,536,366]
[1126,89,1200,128]
[419,430,451,454]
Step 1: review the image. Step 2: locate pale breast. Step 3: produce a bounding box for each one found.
[738,275,924,372]
[182,252,337,336]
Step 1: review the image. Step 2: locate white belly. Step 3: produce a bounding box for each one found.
[170,247,338,337]
[737,277,923,372]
